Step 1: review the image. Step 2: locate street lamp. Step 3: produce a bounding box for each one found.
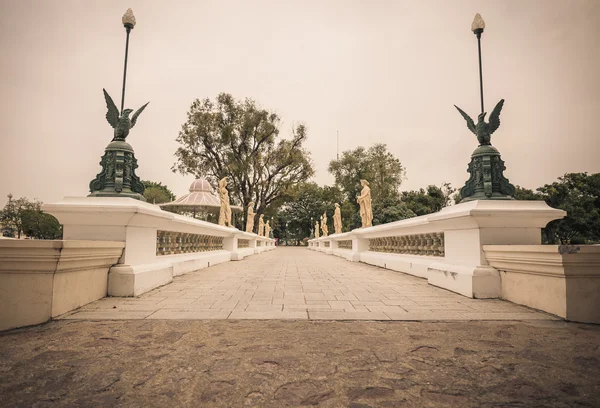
[121,9,136,114]
[88,9,149,201]
[453,13,515,202]
[310,216,314,239]
[472,13,485,114]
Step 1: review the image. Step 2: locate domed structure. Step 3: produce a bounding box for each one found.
[160,178,242,220]
[189,178,214,193]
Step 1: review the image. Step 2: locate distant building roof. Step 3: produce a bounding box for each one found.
[160,178,242,213]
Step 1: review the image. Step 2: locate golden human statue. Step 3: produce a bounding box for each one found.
[334,203,342,234]
[314,220,320,239]
[357,179,373,228]
[265,220,270,238]
[218,177,232,227]
[245,201,255,233]
[257,214,265,236]
[321,212,328,236]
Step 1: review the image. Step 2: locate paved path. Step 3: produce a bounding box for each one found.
[60,247,555,321]
[2,320,599,407]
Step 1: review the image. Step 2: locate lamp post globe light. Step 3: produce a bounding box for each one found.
[453,13,515,202]
[88,9,149,201]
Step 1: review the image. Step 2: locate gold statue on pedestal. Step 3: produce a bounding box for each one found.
[321,212,328,237]
[258,214,265,236]
[334,203,342,234]
[218,177,232,227]
[315,220,320,239]
[357,179,373,228]
[245,201,255,233]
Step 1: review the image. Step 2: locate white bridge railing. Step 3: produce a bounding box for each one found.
[44,197,275,297]
[309,200,566,300]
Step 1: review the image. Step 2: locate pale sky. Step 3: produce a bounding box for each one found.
[1,0,599,206]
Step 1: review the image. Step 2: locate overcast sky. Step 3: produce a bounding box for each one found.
[0,0,598,205]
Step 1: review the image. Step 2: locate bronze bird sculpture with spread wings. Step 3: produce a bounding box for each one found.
[454,99,504,145]
[103,89,149,141]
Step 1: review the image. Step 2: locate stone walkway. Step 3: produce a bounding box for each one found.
[2,320,599,407]
[60,247,556,321]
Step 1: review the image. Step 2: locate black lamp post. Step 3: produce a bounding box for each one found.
[121,9,136,114]
[472,13,485,114]
[88,8,148,201]
[453,13,515,202]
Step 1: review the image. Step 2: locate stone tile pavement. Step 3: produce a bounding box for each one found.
[59,247,558,321]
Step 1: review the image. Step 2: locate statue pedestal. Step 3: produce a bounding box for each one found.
[460,145,515,202]
[88,140,146,201]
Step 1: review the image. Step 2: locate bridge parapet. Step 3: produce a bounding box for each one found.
[43,197,275,297]
[309,200,566,299]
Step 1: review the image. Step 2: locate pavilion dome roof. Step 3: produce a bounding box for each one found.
[189,178,214,193]
[160,178,242,213]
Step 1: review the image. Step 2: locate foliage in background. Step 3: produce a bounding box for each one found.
[537,173,600,244]
[372,197,417,225]
[0,194,62,239]
[458,174,600,244]
[277,183,343,239]
[173,93,314,222]
[0,194,31,238]
[401,183,456,217]
[328,143,408,229]
[142,180,176,204]
[328,144,405,205]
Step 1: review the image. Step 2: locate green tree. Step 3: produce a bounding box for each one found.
[373,196,417,225]
[21,209,62,240]
[401,183,456,216]
[1,194,35,238]
[278,183,343,239]
[0,194,61,239]
[513,185,544,201]
[538,173,600,244]
[142,180,176,204]
[173,93,314,221]
[328,144,405,205]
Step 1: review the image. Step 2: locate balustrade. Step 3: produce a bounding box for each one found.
[238,239,250,249]
[368,233,444,257]
[324,242,330,247]
[156,231,224,256]
[338,240,352,250]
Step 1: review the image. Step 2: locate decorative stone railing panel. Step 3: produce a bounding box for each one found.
[324,242,330,247]
[338,240,352,250]
[369,233,445,257]
[257,241,262,247]
[238,239,250,249]
[156,231,224,255]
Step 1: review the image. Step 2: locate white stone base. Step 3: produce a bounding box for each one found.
[232,247,256,260]
[332,248,354,261]
[0,240,124,331]
[108,250,233,296]
[484,245,600,323]
[427,262,501,299]
[360,251,436,279]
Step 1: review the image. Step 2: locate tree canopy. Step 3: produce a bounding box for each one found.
[401,183,456,216]
[173,93,314,220]
[328,144,405,204]
[0,194,62,239]
[538,173,600,244]
[142,180,176,204]
[278,182,344,238]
